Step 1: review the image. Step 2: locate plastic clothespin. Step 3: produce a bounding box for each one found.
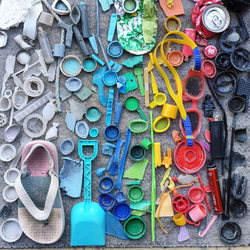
[105,88,115,126]
[108,13,117,42]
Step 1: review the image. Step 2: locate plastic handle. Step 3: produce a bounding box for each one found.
[137,75,145,96]
[116,129,132,189]
[106,88,114,126]
[137,106,148,121]
[150,71,158,94]
[182,115,193,146]
[106,154,115,172]
[72,25,89,56]
[114,91,123,126]
[149,100,157,109]
[108,13,117,42]
[78,2,90,38]
[84,159,92,202]
[114,138,124,163]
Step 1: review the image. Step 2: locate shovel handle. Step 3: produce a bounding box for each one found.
[84,159,92,202]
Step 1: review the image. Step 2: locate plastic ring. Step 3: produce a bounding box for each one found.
[12,89,29,110]
[23,77,44,97]
[164,16,181,32]
[173,213,186,226]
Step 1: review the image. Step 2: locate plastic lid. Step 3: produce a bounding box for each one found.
[89,128,99,138]
[174,140,206,174]
[60,139,74,155]
[75,121,89,139]
[127,185,144,203]
[98,193,116,211]
[204,45,217,59]
[0,218,22,243]
[2,186,18,203]
[188,186,205,203]
[220,222,241,244]
[125,97,139,111]
[86,107,101,122]
[98,176,114,194]
[124,215,146,239]
[168,50,184,66]
[215,52,231,70]
[113,202,131,221]
[103,70,118,86]
[201,60,216,78]
[60,55,82,77]
[129,144,146,162]
[104,125,120,141]
[107,41,123,58]
[0,144,16,162]
[82,57,97,72]
[65,77,82,92]
[4,168,19,186]
[228,96,246,113]
[230,200,247,218]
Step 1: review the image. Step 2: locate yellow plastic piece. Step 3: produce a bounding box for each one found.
[164,16,181,33]
[153,142,161,168]
[149,53,154,65]
[153,116,170,133]
[144,67,149,107]
[162,148,172,167]
[173,213,186,226]
[160,166,171,189]
[150,71,158,94]
[153,30,198,120]
[149,92,167,109]
[167,0,174,8]
[168,176,175,190]
[155,193,174,218]
[161,103,178,119]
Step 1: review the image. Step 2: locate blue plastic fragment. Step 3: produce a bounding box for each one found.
[115,191,126,203]
[96,168,106,177]
[106,88,115,126]
[98,0,113,12]
[92,54,105,66]
[105,211,129,240]
[114,90,123,126]
[104,125,120,141]
[59,157,83,198]
[109,60,122,73]
[108,13,117,42]
[193,46,202,71]
[88,33,99,54]
[109,138,124,176]
[106,154,115,172]
[65,112,76,132]
[65,77,82,92]
[60,139,75,155]
[98,193,116,211]
[117,75,127,94]
[98,176,114,193]
[102,142,116,156]
[113,202,131,221]
[107,41,123,58]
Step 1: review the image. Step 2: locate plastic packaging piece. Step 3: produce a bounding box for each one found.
[65,77,82,92]
[123,56,143,68]
[125,97,148,121]
[115,191,126,203]
[70,6,81,24]
[102,143,116,156]
[122,72,138,93]
[0,218,22,243]
[68,96,86,120]
[2,185,18,203]
[153,142,161,168]
[115,128,132,189]
[60,55,82,77]
[127,185,144,203]
[108,14,117,42]
[82,57,97,72]
[23,76,44,97]
[188,187,205,204]
[74,87,92,101]
[123,158,149,181]
[93,66,108,106]
[109,138,124,176]
[78,2,89,38]
[113,202,131,221]
[231,174,247,200]
[178,226,190,242]
[92,54,104,66]
[98,193,116,211]
[172,130,182,144]
[129,119,148,134]
[104,125,120,142]
[75,121,89,139]
[14,34,32,50]
[16,50,31,65]
[60,139,74,155]
[156,192,174,217]
[106,88,114,126]
[122,0,139,13]
[4,168,19,186]
[124,216,146,240]
[220,222,241,244]
[53,44,65,58]
[107,41,123,58]
[38,11,54,26]
[45,122,59,141]
[201,60,216,78]
[174,140,206,174]
[202,94,215,117]
[204,45,217,59]
[103,70,118,87]
[89,128,99,138]
[38,27,54,64]
[168,50,184,66]
[230,200,247,218]
[129,144,146,162]
[65,112,76,133]
[0,113,8,127]
[98,0,113,12]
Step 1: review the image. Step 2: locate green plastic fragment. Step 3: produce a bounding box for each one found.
[131,210,146,216]
[142,0,158,44]
[130,200,151,213]
[126,180,141,186]
[74,87,92,101]
[122,56,143,68]
[141,138,151,150]
[122,72,138,92]
[123,158,148,180]
[129,119,148,134]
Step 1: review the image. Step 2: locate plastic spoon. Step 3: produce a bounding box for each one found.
[125,97,148,121]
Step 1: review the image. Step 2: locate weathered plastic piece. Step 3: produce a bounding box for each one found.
[60,157,83,198]
[129,119,148,134]
[16,50,31,65]
[134,67,144,96]
[75,121,89,138]
[123,158,149,180]
[178,226,190,242]
[14,34,32,50]
[122,56,143,68]
[110,60,122,73]
[70,6,81,24]
[106,88,114,126]
[2,55,15,96]
[141,138,151,150]
[69,99,86,121]
[114,90,123,126]
[89,33,98,54]
[122,72,138,92]
[74,87,92,101]
[57,22,73,48]
[0,144,17,162]
[126,180,141,186]
[108,14,117,42]
[38,11,54,26]
[0,31,7,48]
[66,77,82,92]
[60,87,72,101]
[60,139,75,155]
[51,0,71,15]
[78,2,90,38]
[98,0,113,12]
[72,25,89,57]
[23,76,44,97]
[92,54,105,65]
[115,191,126,203]
[130,200,151,213]
[107,41,123,58]
[231,174,247,200]
[65,112,76,133]
[45,122,59,141]
[109,139,124,176]
[53,44,65,58]
[102,143,116,156]
[0,113,8,127]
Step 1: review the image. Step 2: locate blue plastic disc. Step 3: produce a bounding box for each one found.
[113,202,131,221]
[60,139,74,155]
[98,176,114,194]
[82,57,97,72]
[86,107,101,122]
[107,41,123,58]
[89,127,99,138]
[103,70,118,86]
[98,193,116,211]
[104,125,120,141]
[65,77,82,92]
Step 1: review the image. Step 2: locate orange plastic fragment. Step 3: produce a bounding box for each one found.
[159,0,184,17]
[172,130,182,143]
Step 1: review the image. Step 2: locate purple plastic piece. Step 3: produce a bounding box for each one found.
[178,226,190,242]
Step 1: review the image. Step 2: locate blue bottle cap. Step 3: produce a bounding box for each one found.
[107,41,123,58]
[75,121,89,138]
[60,139,74,155]
[65,77,82,92]
[103,70,118,86]
[104,125,120,142]
[115,191,126,203]
[89,127,99,137]
[86,107,101,122]
[98,193,116,211]
[82,57,97,72]
[98,176,114,193]
[113,202,131,221]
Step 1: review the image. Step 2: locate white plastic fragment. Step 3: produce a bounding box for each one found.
[45,122,59,141]
[16,50,31,65]
[69,99,86,121]
[0,31,7,47]
[48,61,57,82]
[42,100,56,121]
[38,11,54,27]
[14,34,32,50]
[0,113,8,127]
[51,0,72,16]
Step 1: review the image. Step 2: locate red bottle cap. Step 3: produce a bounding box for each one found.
[188,186,205,203]
[202,60,216,78]
[204,45,217,59]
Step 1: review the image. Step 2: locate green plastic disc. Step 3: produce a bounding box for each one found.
[124,216,146,239]
[125,97,139,111]
[127,185,144,203]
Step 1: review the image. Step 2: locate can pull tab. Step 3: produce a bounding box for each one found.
[212,14,223,27]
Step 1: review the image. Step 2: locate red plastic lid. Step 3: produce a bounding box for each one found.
[204,45,217,59]
[188,186,205,203]
[174,140,206,174]
[201,60,216,78]
[172,194,190,213]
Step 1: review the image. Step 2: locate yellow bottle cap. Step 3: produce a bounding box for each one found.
[161,103,178,119]
[173,213,186,226]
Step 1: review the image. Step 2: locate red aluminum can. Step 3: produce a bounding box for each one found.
[207,162,223,214]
